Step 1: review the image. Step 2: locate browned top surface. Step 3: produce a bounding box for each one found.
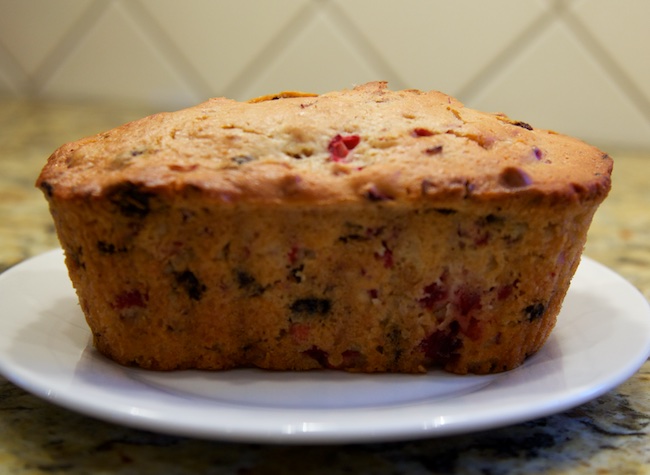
[37,81,612,205]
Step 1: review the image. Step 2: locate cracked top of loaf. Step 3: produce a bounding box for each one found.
[37,81,612,205]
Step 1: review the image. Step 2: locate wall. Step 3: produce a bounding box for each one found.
[1,0,649,151]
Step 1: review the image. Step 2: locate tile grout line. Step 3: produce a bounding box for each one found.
[560,7,650,126]
[124,0,215,103]
[319,0,407,90]
[219,2,319,100]
[29,0,114,97]
[455,4,559,106]
[0,39,30,95]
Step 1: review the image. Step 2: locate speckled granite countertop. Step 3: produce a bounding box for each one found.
[1,99,649,474]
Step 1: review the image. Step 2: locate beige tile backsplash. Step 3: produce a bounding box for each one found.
[1,0,649,151]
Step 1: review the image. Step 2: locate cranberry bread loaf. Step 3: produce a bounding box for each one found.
[37,82,612,374]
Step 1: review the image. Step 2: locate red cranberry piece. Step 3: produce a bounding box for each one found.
[287,245,299,265]
[463,317,482,341]
[112,290,147,310]
[365,226,385,238]
[474,231,489,247]
[419,282,447,310]
[328,134,360,162]
[340,349,363,368]
[289,323,310,342]
[340,134,360,149]
[412,127,434,137]
[497,280,519,301]
[419,325,462,364]
[497,284,513,301]
[457,288,481,316]
[454,288,483,339]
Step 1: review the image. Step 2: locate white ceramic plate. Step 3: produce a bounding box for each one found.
[1,250,649,444]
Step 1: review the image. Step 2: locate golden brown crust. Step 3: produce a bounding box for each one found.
[37,81,612,206]
[36,82,612,374]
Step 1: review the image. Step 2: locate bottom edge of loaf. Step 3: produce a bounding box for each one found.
[89,304,559,375]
